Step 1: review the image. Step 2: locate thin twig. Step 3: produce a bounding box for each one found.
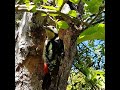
[87,6,105,27]
[79,6,105,34]
[92,19,104,26]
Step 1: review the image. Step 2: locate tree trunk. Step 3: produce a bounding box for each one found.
[15,12,46,90]
[57,30,77,90]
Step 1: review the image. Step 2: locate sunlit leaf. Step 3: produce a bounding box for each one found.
[41,13,47,16]
[25,2,30,7]
[77,23,105,44]
[24,0,30,3]
[41,5,58,10]
[69,0,79,4]
[57,21,69,29]
[24,0,31,9]
[95,70,105,75]
[67,85,72,90]
[68,10,77,17]
[56,0,63,7]
[43,0,47,3]
[41,13,59,16]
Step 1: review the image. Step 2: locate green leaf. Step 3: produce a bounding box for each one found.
[31,5,37,12]
[41,13,59,16]
[77,23,105,44]
[68,10,77,17]
[43,0,47,3]
[56,0,63,7]
[87,4,99,14]
[41,5,58,10]
[82,0,103,14]
[24,0,30,4]
[49,13,59,16]
[33,0,41,4]
[24,0,30,7]
[57,21,69,29]
[95,70,105,75]
[69,0,79,4]
[41,13,47,16]
[24,0,36,11]
[26,2,30,7]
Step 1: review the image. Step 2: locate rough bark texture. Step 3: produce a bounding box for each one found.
[57,28,78,90]
[15,12,46,90]
[15,12,34,90]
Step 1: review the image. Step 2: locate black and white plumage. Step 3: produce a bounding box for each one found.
[45,26,64,65]
[42,26,64,90]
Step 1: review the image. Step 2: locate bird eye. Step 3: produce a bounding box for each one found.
[52,26,55,29]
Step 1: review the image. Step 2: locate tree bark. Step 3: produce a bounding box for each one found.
[57,29,78,90]
[15,12,46,90]
[15,12,35,90]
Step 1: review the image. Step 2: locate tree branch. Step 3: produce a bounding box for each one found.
[87,6,105,27]
[15,4,88,29]
[15,4,57,13]
[79,6,105,34]
[91,19,104,26]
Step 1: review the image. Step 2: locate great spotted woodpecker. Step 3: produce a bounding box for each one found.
[42,26,64,90]
[45,26,64,63]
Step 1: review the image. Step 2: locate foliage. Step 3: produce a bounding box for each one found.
[56,21,69,29]
[68,10,77,18]
[77,23,105,44]
[69,0,79,4]
[82,0,103,14]
[67,40,105,90]
[67,68,105,90]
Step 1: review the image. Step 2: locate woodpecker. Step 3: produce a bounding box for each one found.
[42,25,64,90]
[45,26,64,63]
